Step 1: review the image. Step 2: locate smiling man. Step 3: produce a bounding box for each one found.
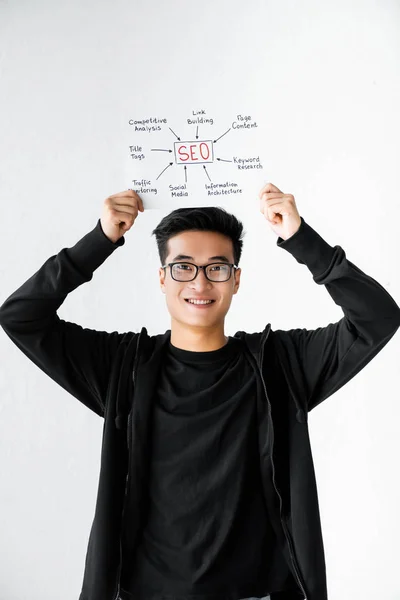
[157,224,242,352]
[0,183,399,600]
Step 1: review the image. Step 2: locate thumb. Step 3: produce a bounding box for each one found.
[259,181,283,198]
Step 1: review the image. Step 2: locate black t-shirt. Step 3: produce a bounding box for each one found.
[120,336,298,600]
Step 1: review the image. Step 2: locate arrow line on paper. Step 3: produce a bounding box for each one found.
[213,128,231,144]
[169,127,181,141]
[156,162,173,180]
[203,165,211,181]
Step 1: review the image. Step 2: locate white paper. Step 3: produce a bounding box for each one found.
[123,107,268,210]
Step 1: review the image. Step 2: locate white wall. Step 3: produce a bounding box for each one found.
[1,1,399,599]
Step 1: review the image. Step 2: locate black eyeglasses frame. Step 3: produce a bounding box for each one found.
[161,261,239,282]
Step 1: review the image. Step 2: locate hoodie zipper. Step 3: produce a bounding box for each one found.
[255,339,308,600]
[113,332,142,600]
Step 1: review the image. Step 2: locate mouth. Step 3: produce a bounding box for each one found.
[184,298,216,308]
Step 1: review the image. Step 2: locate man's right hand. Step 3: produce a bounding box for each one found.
[100,189,144,243]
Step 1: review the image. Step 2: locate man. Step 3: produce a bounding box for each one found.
[0,183,399,600]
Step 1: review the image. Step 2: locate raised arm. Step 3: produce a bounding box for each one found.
[273,217,400,413]
[0,190,144,417]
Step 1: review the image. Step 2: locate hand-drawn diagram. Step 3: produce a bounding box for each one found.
[126,110,264,203]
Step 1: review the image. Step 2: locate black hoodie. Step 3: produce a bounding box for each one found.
[0,216,399,600]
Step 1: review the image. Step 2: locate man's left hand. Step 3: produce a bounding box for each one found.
[259,182,301,241]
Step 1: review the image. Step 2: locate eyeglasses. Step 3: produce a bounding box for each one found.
[161,261,239,282]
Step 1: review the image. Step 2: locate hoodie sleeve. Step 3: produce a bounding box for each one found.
[0,219,130,418]
[272,216,400,413]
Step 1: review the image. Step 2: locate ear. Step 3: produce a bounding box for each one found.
[159,267,166,293]
[233,267,241,295]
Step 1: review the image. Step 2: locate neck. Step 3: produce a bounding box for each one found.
[170,321,228,352]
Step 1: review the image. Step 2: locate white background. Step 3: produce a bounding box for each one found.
[1,1,400,599]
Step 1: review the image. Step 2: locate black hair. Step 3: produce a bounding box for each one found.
[151,206,246,267]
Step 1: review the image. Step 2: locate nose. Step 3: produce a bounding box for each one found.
[189,267,212,288]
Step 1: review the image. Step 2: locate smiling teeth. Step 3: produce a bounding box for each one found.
[187,299,213,304]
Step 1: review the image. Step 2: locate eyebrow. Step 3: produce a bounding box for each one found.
[171,253,232,263]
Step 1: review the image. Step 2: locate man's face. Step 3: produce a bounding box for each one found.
[158,230,241,328]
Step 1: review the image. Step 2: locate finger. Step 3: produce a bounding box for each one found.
[108,190,137,199]
[260,196,285,208]
[126,189,145,212]
[266,206,281,222]
[259,193,284,203]
[112,204,139,214]
[108,189,144,210]
[111,190,143,209]
[260,192,284,201]
[258,182,282,197]
[110,209,137,223]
